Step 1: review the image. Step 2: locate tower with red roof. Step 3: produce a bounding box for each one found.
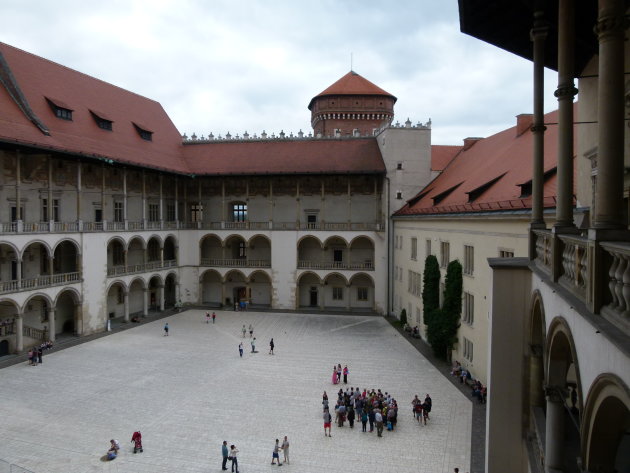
[308,71,396,137]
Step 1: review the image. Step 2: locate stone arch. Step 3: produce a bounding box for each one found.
[581,373,630,473]
[164,272,177,308]
[55,288,81,335]
[323,235,349,249]
[225,235,247,260]
[297,236,323,266]
[106,280,127,320]
[349,236,375,269]
[51,238,81,256]
[0,299,20,354]
[21,293,53,338]
[349,272,375,309]
[248,234,271,263]
[147,234,164,247]
[200,234,223,262]
[200,269,222,306]
[224,269,247,307]
[128,277,147,317]
[163,235,177,262]
[107,237,126,267]
[324,272,349,308]
[527,290,547,416]
[125,236,145,268]
[297,271,323,309]
[20,239,52,260]
[20,241,52,281]
[349,235,375,249]
[53,239,80,274]
[127,235,147,250]
[146,236,161,262]
[106,235,127,248]
[546,316,584,414]
[148,275,164,311]
[296,235,324,249]
[248,270,272,307]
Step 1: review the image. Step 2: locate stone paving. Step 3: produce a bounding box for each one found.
[0,310,471,473]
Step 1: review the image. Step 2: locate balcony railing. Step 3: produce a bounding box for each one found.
[558,234,588,298]
[533,229,552,274]
[600,242,630,328]
[297,260,374,271]
[23,324,47,341]
[200,258,271,268]
[0,219,385,234]
[106,260,178,277]
[0,272,81,295]
[0,321,16,337]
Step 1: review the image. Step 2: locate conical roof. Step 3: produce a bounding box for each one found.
[308,71,396,110]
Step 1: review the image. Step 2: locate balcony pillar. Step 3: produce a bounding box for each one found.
[48,256,54,277]
[123,250,128,269]
[143,288,148,316]
[75,302,83,335]
[48,307,56,342]
[345,284,351,310]
[15,314,23,352]
[553,0,577,231]
[76,161,82,222]
[221,283,226,308]
[16,257,22,289]
[530,9,548,227]
[593,0,626,229]
[160,247,164,268]
[544,387,565,473]
[123,291,129,323]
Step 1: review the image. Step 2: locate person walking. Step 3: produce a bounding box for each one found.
[131,430,143,453]
[281,436,290,465]
[269,338,275,355]
[230,445,239,473]
[343,365,349,384]
[238,342,243,357]
[221,441,229,470]
[361,410,368,432]
[424,393,432,420]
[163,322,169,336]
[271,438,282,465]
[248,324,253,337]
[242,325,247,338]
[212,312,216,324]
[206,311,210,323]
[323,408,332,437]
[251,337,257,353]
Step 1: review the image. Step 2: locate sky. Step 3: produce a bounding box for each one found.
[1,0,560,145]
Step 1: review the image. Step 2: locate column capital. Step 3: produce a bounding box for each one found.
[554,84,578,99]
[544,385,567,403]
[530,11,549,40]
[595,9,628,42]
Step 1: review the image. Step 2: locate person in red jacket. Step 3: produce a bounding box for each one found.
[131,431,143,453]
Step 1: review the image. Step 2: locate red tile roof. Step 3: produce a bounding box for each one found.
[431,145,462,171]
[182,138,385,176]
[396,110,569,216]
[308,71,396,110]
[0,42,188,173]
[0,43,386,177]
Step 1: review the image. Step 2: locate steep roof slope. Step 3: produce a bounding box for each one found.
[431,145,462,172]
[396,110,565,215]
[0,42,187,172]
[182,137,386,176]
[308,71,396,109]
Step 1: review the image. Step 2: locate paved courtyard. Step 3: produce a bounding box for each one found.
[0,310,471,473]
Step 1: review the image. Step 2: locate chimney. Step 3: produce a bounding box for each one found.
[463,137,483,151]
[516,113,533,136]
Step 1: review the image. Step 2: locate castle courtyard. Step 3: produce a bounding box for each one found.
[0,311,471,473]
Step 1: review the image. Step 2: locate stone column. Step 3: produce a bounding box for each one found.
[15,150,21,221]
[530,10,548,226]
[159,285,165,311]
[319,283,325,310]
[16,258,22,289]
[143,288,148,316]
[48,307,56,342]
[545,387,565,472]
[160,247,164,268]
[593,0,626,229]
[15,315,23,352]
[529,345,545,408]
[48,255,54,277]
[553,0,577,229]
[123,290,130,322]
[345,284,351,310]
[221,283,226,308]
[123,250,128,269]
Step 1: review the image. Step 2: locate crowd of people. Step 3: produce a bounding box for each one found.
[451,361,486,403]
[411,394,433,425]
[331,363,349,384]
[323,387,401,437]
[26,340,53,366]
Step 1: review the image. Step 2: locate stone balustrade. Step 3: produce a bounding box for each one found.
[600,242,630,329]
[0,272,81,295]
[106,260,178,277]
[297,260,374,271]
[558,234,588,298]
[200,258,271,268]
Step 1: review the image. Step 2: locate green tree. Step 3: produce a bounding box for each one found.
[422,255,440,325]
[400,308,407,325]
[427,260,462,359]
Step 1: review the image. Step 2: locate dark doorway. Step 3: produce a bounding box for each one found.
[0,340,9,356]
[333,249,343,262]
[309,286,318,306]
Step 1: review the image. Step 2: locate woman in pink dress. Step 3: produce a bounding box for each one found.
[332,367,339,384]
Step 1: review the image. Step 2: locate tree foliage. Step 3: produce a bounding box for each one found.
[400,308,407,325]
[422,255,440,325]
[426,260,462,359]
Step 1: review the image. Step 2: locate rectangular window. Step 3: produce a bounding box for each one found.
[114,202,124,222]
[426,239,432,257]
[332,286,344,300]
[232,203,247,222]
[41,198,60,221]
[411,237,418,260]
[94,208,102,222]
[238,242,246,258]
[499,249,515,258]
[166,203,175,221]
[440,241,450,268]
[112,244,124,266]
[463,337,474,362]
[464,245,474,275]
[148,203,159,222]
[190,203,203,222]
[463,292,474,325]
[357,287,368,301]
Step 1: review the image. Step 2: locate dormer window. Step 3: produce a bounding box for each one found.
[133,123,153,141]
[90,110,113,131]
[45,97,73,121]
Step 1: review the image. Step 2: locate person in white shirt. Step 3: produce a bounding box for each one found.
[374,409,384,437]
[229,445,239,473]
